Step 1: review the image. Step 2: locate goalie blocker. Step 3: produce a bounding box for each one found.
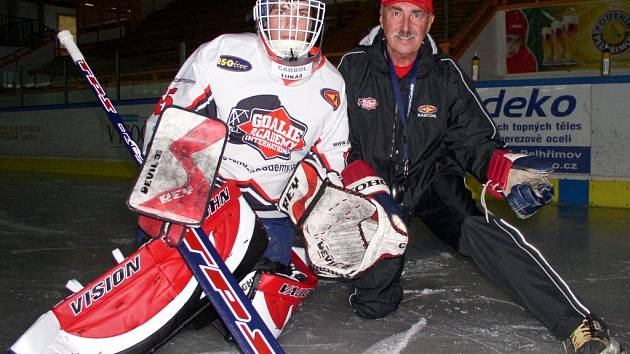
[278,156,408,278]
[127,107,228,227]
[11,182,317,354]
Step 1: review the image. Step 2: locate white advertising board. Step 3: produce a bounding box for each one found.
[477,84,591,173]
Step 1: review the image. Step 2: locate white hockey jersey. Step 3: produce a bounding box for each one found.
[146,33,350,217]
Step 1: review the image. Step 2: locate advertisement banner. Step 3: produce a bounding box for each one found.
[477,85,591,173]
[505,0,630,74]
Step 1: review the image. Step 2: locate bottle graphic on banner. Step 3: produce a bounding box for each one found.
[471,52,480,81]
[602,47,610,76]
[563,15,578,65]
[541,27,553,66]
[551,20,565,64]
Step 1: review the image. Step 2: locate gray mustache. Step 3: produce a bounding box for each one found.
[395,31,417,39]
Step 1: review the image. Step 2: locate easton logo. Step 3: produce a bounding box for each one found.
[77,59,116,113]
[320,89,340,110]
[217,55,252,72]
[358,97,378,110]
[418,104,438,118]
[233,107,307,160]
[69,255,141,316]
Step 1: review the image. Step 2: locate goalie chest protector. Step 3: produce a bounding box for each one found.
[148,33,350,215]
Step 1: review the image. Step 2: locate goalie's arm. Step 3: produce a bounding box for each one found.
[144,42,220,152]
[310,82,351,173]
[135,41,224,233]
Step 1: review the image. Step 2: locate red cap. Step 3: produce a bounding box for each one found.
[506,10,528,36]
[381,0,433,14]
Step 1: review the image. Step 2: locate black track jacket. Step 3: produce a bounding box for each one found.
[338,29,505,210]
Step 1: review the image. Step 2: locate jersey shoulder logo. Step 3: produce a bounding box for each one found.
[227,95,308,160]
[216,55,252,72]
[320,88,340,111]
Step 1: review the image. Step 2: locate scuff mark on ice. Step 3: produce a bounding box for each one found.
[402,288,446,303]
[361,318,427,354]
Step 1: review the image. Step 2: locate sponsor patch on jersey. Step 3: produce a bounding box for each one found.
[418,104,438,118]
[227,95,307,160]
[173,77,196,84]
[358,97,378,110]
[216,55,252,72]
[320,88,340,111]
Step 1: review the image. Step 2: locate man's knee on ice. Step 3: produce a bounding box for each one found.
[349,256,404,319]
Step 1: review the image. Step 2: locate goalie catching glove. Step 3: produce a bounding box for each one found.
[486,149,554,219]
[278,156,408,278]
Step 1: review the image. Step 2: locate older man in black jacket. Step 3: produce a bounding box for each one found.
[337,1,625,353]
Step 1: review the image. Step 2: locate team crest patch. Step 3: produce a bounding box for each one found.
[227,95,307,160]
[320,89,340,110]
[418,104,438,118]
[357,97,378,110]
[216,55,252,72]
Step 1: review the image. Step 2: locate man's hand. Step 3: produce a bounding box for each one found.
[487,149,554,219]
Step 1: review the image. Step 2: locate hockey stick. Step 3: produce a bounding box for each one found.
[57,30,283,354]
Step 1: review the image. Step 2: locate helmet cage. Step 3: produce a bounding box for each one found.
[254,0,326,62]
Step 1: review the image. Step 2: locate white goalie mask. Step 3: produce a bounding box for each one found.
[254,0,326,69]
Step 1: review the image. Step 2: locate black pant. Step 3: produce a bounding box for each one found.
[350,172,589,339]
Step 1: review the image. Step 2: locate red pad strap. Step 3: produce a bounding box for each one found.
[137,214,164,238]
[341,160,389,196]
[486,149,513,199]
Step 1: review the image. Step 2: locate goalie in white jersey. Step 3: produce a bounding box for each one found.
[143,0,350,273]
[140,0,408,336]
[142,0,407,287]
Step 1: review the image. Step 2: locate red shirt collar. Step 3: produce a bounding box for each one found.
[393,63,413,78]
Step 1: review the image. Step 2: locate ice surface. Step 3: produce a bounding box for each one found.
[2,173,629,353]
